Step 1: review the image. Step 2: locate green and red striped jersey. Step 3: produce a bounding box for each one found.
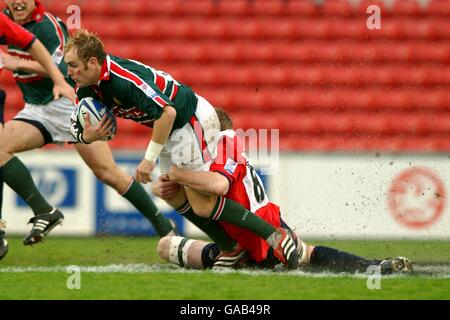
[76,54,198,130]
[5,1,71,104]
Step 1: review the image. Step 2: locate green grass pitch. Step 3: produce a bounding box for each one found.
[0,236,449,300]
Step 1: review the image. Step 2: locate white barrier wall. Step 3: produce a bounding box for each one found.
[3,150,449,239]
[2,149,185,236]
[269,153,450,239]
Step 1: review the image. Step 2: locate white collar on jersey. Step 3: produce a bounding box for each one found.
[98,55,111,85]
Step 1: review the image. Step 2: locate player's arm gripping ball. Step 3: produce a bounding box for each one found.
[70,108,89,144]
[82,113,115,143]
[74,97,117,144]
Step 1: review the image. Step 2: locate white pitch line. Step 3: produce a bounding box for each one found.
[0,264,449,278]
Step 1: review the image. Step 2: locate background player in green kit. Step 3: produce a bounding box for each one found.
[64,29,300,269]
[0,0,175,259]
[0,9,75,259]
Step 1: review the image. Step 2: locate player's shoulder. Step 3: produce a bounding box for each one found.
[108,55,158,95]
[107,56,130,83]
[107,63,142,100]
[108,54,124,66]
[32,13,55,29]
[29,13,64,36]
[107,60,134,91]
[109,55,144,70]
[108,55,138,79]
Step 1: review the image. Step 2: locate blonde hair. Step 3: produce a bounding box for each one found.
[215,108,233,131]
[65,29,106,66]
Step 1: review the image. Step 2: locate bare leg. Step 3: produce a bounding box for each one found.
[152,177,236,251]
[76,141,174,236]
[0,120,53,216]
[75,141,131,193]
[184,187,218,218]
[0,120,45,165]
[158,235,217,269]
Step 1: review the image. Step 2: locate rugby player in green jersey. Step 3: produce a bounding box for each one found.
[0,11,74,101]
[0,9,74,260]
[64,29,300,269]
[0,1,175,260]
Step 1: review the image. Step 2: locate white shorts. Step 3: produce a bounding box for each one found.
[14,97,76,145]
[159,94,220,173]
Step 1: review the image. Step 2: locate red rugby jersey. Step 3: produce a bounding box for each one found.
[0,12,35,48]
[210,130,281,262]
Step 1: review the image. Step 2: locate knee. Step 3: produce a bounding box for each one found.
[92,165,109,182]
[0,150,13,165]
[298,241,313,266]
[190,202,212,218]
[0,142,15,161]
[157,236,171,261]
[158,235,194,268]
[91,165,122,189]
[190,197,217,218]
[0,137,15,165]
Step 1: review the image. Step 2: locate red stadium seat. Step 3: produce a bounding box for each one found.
[3,0,449,152]
[44,0,83,15]
[81,15,449,41]
[158,64,450,88]
[321,0,450,17]
[100,40,450,65]
[195,88,450,113]
[426,0,450,16]
[116,118,153,136]
[230,111,450,136]
[48,0,113,17]
[52,0,450,19]
[85,0,207,17]
[84,0,114,16]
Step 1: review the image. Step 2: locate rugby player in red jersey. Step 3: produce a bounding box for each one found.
[154,109,413,274]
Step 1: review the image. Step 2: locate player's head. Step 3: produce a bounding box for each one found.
[64,29,106,87]
[5,0,36,24]
[215,108,233,131]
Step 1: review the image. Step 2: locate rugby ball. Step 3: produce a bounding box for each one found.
[77,97,117,140]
